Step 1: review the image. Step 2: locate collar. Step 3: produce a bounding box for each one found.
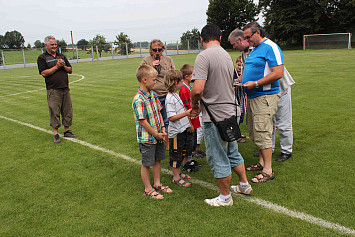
[138,88,153,98]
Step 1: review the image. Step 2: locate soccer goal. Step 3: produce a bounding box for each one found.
[303,33,352,50]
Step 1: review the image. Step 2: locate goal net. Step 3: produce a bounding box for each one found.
[303,33,352,50]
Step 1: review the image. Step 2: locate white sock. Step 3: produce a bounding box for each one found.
[219,193,231,201]
[239,181,249,187]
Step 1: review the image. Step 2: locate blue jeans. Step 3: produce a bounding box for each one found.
[158,96,169,128]
[204,122,244,178]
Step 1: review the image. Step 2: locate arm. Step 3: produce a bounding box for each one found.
[190,79,205,114]
[139,119,164,141]
[40,59,72,77]
[168,109,192,122]
[243,65,284,90]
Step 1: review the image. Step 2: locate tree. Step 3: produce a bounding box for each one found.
[77,39,89,50]
[3,30,25,49]
[34,40,44,49]
[89,34,110,57]
[114,32,134,55]
[0,35,5,49]
[56,39,67,52]
[206,0,259,48]
[27,43,31,49]
[180,28,201,50]
[259,0,355,47]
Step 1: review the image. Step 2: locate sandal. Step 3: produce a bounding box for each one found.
[251,171,275,183]
[179,173,191,180]
[246,163,263,171]
[153,185,173,193]
[237,138,246,143]
[144,189,164,199]
[172,178,191,187]
[241,134,249,139]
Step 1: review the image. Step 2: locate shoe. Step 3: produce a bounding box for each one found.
[275,153,292,162]
[192,151,204,159]
[204,196,233,206]
[54,134,61,143]
[231,184,253,195]
[198,150,206,157]
[189,159,202,167]
[253,152,260,157]
[64,130,77,138]
[182,162,200,172]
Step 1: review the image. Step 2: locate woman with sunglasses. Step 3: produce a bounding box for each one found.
[140,39,176,149]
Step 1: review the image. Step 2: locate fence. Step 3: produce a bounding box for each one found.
[0,40,202,70]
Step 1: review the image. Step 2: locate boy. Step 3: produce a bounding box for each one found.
[132,65,172,199]
[165,70,197,186]
[179,64,205,161]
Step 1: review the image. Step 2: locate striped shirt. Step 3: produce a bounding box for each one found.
[132,88,163,144]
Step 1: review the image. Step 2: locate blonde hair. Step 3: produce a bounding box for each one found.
[136,64,157,82]
[236,56,242,63]
[180,64,194,79]
[149,39,165,56]
[165,70,183,92]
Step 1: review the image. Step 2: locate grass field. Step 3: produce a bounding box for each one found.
[0,49,354,236]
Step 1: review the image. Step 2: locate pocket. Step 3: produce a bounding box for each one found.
[253,113,271,132]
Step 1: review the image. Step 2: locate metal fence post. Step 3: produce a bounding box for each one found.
[91,46,94,61]
[111,42,114,60]
[198,40,201,53]
[165,42,168,56]
[139,42,142,57]
[22,49,26,67]
[1,50,5,68]
[96,46,99,60]
[177,41,179,55]
[76,46,79,63]
[125,43,128,58]
[59,47,62,54]
[187,39,190,54]
[41,48,43,54]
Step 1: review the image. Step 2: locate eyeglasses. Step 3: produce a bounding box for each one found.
[151,48,163,52]
[244,33,255,40]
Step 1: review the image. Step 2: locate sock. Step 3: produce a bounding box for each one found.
[219,193,231,201]
[239,181,249,187]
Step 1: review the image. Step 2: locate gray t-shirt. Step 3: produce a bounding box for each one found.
[165,92,190,138]
[192,45,236,123]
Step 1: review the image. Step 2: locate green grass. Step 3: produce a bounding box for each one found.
[0,49,354,236]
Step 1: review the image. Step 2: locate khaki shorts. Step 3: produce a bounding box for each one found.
[247,93,281,150]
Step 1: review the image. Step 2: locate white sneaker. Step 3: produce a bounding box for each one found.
[204,196,233,206]
[230,184,253,195]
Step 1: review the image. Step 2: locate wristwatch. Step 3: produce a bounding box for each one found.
[255,81,260,88]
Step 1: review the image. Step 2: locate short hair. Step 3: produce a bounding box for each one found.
[165,70,183,92]
[149,39,166,56]
[228,28,244,42]
[236,56,242,63]
[180,64,194,78]
[136,64,157,82]
[201,24,221,43]
[243,22,266,37]
[44,36,56,45]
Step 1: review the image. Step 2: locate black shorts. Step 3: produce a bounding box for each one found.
[169,130,193,168]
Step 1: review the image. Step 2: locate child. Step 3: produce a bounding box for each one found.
[165,70,196,187]
[132,65,172,199]
[179,64,205,161]
[234,56,248,143]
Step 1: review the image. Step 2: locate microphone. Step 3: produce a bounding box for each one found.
[155,54,161,74]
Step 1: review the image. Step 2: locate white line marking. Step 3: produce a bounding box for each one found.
[0,74,85,98]
[0,114,354,236]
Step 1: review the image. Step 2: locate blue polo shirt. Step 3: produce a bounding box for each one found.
[242,38,283,99]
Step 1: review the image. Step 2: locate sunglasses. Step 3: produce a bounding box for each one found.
[245,32,255,40]
[152,48,163,52]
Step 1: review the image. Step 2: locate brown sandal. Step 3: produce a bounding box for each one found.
[144,189,164,199]
[246,163,263,171]
[179,173,191,180]
[153,185,173,193]
[251,171,275,183]
[172,178,191,187]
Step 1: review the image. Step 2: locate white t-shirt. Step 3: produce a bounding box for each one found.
[165,92,190,138]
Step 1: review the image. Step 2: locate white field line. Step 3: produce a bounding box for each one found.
[0,74,85,98]
[0,114,354,236]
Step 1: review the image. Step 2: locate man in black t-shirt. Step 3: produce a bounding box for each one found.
[37,36,77,143]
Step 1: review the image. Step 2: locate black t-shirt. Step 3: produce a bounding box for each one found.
[37,51,71,90]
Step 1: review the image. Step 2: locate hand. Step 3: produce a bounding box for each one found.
[191,102,201,118]
[56,59,65,68]
[152,60,160,67]
[188,127,195,133]
[161,128,168,142]
[155,132,164,142]
[243,81,256,90]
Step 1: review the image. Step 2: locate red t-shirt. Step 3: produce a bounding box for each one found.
[179,83,201,129]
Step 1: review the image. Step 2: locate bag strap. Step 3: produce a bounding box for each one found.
[200,99,218,125]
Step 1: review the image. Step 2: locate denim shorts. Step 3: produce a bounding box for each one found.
[139,142,166,167]
[203,122,244,178]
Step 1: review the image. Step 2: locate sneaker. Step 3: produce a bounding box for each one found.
[182,162,200,172]
[64,130,77,138]
[54,134,61,143]
[204,196,233,206]
[275,153,292,162]
[230,184,253,195]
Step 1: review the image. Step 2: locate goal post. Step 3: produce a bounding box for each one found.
[303,33,352,50]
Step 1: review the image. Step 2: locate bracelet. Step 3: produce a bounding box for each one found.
[161,126,166,128]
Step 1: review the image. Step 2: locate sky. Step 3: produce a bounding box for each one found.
[1,0,261,46]
[1,0,210,45]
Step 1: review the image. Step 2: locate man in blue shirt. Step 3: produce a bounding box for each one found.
[240,22,283,183]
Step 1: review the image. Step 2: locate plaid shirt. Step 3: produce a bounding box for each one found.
[132,88,163,144]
